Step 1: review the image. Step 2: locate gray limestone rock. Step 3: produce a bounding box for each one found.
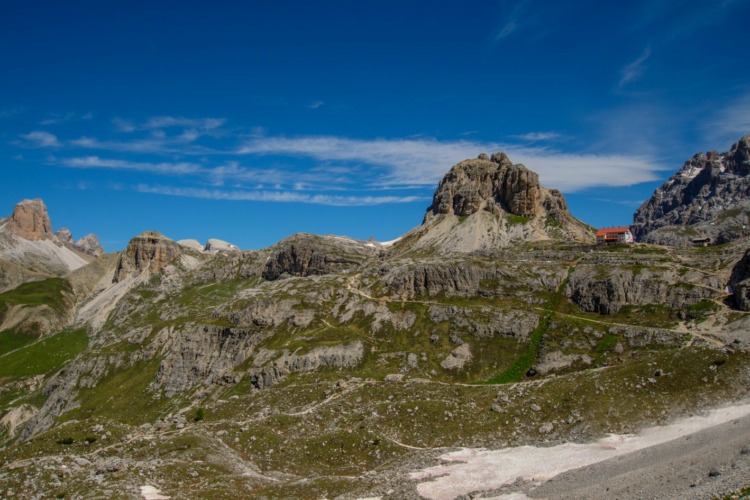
[633,134,750,245]
[113,231,181,282]
[730,248,750,310]
[262,233,376,280]
[250,342,364,389]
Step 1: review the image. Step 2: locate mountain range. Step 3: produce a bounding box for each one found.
[0,135,749,499]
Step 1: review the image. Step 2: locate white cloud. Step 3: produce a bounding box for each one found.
[135,184,426,206]
[20,131,60,148]
[112,118,136,132]
[39,112,76,125]
[308,100,324,109]
[619,46,652,88]
[59,156,203,175]
[143,116,225,130]
[238,135,666,192]
[511,131,563,141]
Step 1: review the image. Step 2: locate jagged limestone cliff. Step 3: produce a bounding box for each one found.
[633,134,750,245]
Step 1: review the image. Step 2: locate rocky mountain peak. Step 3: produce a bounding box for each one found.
[54,228,104,257]
[113,231,180,283]
[632,133,750,245]
[402,153,593,253]
[75,234,104,257]
[5,199,53,240]
[425,152,574,223]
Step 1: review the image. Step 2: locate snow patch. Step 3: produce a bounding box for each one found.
[140,485,169,499]
[379,237,402,247]
[411,403,750,500]
[680,165,703,179]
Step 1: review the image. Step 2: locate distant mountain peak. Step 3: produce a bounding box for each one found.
[632,133,750,245]
[5,198,53,241]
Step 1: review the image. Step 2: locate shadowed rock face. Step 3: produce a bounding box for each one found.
[113,231,180,282]
[730,248,750,311]
[632,134,750,245]
[5,199,53,240]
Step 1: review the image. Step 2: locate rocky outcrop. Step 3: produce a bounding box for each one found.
[176,238,241,254]
[250,341,364,389]
[262,233,376,280]
[379,260,566,300]
[427,153,543,218]
[205,238,240,253]
[4,199,53,240]
[0,200,99,286]
[75,234,104,257]
[152,325,257,397]
[425,153,581,224]
[565,264,716,314]
[633,134,750,245]
[56,228,104,257]
[0,404,39,437]
[55,227,74,245]
[730,248,750,311]
[403,153,593,253]
[113,231,180,283]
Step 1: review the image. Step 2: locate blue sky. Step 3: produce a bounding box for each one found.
[2,0,749,251]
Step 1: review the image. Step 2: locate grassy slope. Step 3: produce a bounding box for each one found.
[0,328,88,378]
[1,242,748,497]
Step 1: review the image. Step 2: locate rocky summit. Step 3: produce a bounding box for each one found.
[403,152,594,253]
[0,199,101,291]
[113,231,181,283]
[1,148,750,499]
[3,199,53,241]
[633,134,750,245]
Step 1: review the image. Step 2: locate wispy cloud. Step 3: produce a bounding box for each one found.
[135,184,426,206]
[308,100,324,109]
[69,134,215,154]
[631,0,746,42]
[0,107,24,118]
[238,135,666,191]
[59,156,203,175]
[52,155,340,189]
[38,111,93,125]
[112,117,137,132]
[618,45,651,88]
[20,131,60,147]
[112,115,225,134]
[510,131,563,142]
[492,0,529,43]
[704,92,750,146]
[143,116,225,130]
